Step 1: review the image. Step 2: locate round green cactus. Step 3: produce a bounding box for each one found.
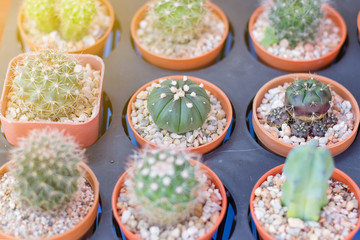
[24,0,58,33]
[10,50,83,121]
[149,0,207,43]
[147,76,211,134]
[262,0,325,47]
[59,0,96,41]
[126,148,205,226]
[9,128,85,210]
[285,78,331,121]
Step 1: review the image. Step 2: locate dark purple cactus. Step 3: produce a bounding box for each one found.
[324,113,337,128]
[312,121,327,137]
[291,120,310,138]
[266,107,289,128]
[285,78,331,121]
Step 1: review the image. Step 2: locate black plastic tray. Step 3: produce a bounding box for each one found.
[1,0,360,239]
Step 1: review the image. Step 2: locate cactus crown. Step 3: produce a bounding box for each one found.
[149,0,207,43]
[59,0,96,41]
[9,128,86,210]
[24,0,58,33]
[285,78,331,122]
[147,76,211,134]
[9,50,83,121]
[281,143,334,221]
[262,0,326,47]
[125,147,206,226]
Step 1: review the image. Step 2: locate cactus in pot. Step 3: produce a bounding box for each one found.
[281,143,334,221]
[8,128,86,210]
[24,0,58,33]
[262,0,326,47]
[8,50,84,121]
[59,0,97,41]
[148,0,208,43]
[147,76,211,134]
[125,147,207,226]
[285,78,331,122]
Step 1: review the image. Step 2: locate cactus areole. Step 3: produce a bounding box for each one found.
[281,144,334,221]
[285,78,331,121]
[147,76,211,134]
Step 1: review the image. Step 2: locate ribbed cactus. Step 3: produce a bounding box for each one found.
[285,78,331,122]
[291,120,310,138]
[59,0,96,41]
[149,0,207,43]
[262,0,325,47]
[9,128,85,210]
[281,143,334,221]
[147,76,211,134]
[10,50,83,121]
[266,107,289,128]
[24,0,58,33]
[126,148,206,226]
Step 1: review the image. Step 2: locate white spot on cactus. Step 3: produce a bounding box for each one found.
[171,80,177,86]
[148,157,155,164]
[174,94,180,101]
[166,156,174,163]
[183,76,188,81]
[165,10,171,15]
[199,83,204,88]
[186,103,193,108]
[191,117,193,122]
[181,170,189,179]
[44,75,49,80]
[169,109,172,112]
[141,168,150,176]
[54,83,59,88]
[151,161,175,177]
[160,93,167,99]
[159,153,166,160]
[30,78,35,82]
[137,182,144,189]
[174,2,179,7]
[183,85,190,91]
[170,87,177,93]
[166,122,168,124]
[176,186,183,194]
[175,158,184,166]
[152,103,155,106]
[65,73,69,78]
[163,177,171,186]
[203,102,206,104]
[188,4,192,9]
[151,183,158,191]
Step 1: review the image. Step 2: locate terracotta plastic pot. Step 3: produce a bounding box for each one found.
[126,75,233,154]
[252,73,360,157]
[17,0,115,57]
[130,2,229,71]
[112,159,227,240]
[250,164,360,240]
[0,161,99,240]
[248,5,347,72]
[0,53,105,148]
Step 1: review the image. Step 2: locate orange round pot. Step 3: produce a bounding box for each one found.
[252,73,360,157]
[248,5,347,72]
[17,0,115,57]
[0,161,99,240]
[0,53,105,148]
[130,2,229,71]
[250,164,360,240]
[112,159,227,240]
[126,75,233,154]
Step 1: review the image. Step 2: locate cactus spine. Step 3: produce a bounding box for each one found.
[149,0,207,43]
[147,76,211,134]
[281,143,334,221]
[59,0,96,41]
[262,0,325,47]
[24,0,58,33]
[9,128,85,210]
[125,148,206,226]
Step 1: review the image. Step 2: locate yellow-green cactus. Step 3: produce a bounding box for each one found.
[24,0,58,33]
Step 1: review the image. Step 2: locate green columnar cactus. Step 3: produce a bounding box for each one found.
[24,0,58,33]
[281,143,334,221]
[9,128,85,210]
[285,78,331,122]
[149,0,207,43]
[59,0,96,41]
[126,148,206,226]
[262,0,325,47]
[147,76,211,134]
[10,50,83,121]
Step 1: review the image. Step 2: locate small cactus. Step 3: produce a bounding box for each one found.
[281,143,334,221]
[324,113,337,128]
[266,107,289,128]
[9,128,85,210]
[147,76,211,134]
[149,0,207,43]
[262,0,325,47]
[24,0,58,33]
[125,148,206,226]
[312,121,327,137]
[291,120,310,138]
[59,0,96,41]
[285,78,331,122]
[9,50,83,121]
